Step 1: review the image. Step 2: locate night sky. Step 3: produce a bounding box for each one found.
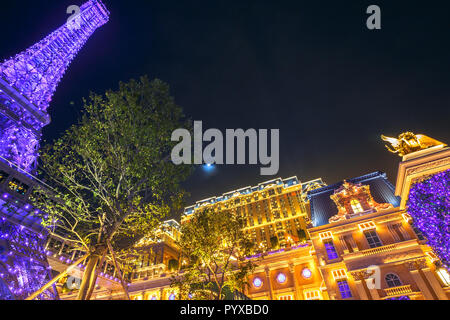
[1,1,449,210]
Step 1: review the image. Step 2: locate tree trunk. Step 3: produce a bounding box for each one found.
[107,240,131,300]
[77,254,101,300]
[85,252,106,300]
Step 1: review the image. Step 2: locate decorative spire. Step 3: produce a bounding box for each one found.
[0,0,109,172]
[0,0,109,112]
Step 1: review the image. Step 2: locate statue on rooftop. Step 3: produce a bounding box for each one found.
[381,132,446,157]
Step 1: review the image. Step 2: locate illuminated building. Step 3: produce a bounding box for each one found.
[306,133,450,300]
[179,177,327,300]
[46,133,450,300]
[0,0,109,300]
[121,134,450,301]
[183,177,326,251]
[123,177,329,301]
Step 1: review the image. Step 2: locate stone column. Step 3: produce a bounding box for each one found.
[289,263,300,300]
[368,285,380,300]
[350,271,372,300]
[339,236,349,254]
[397,223,411,240]
[353,280,369,300]
[405,259,435,300]
[264,267,274,300]
[348,235,359,252]
[422,268,448,300]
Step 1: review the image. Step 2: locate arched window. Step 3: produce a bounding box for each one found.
[385,273,402,288]
[350,199,364,214]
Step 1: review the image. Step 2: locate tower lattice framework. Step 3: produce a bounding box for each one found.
[0,0,109,300]
[0,0,109,172]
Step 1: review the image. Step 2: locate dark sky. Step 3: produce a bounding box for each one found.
[1,0,449,209]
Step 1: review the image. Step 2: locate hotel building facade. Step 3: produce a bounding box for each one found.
[47,134,450,300]
[49,136,450,300]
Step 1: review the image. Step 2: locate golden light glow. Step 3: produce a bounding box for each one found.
[358,221,376,231]
[350,199,364,214]
[425,251,439,263]
[331,269,347,281]
[437,268,450,287]
[319,231,333,241]
[381,132,446,157]
[402,213,413,223]
[304,289,321,300]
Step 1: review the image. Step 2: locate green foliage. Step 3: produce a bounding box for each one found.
[32,76,192,254]
[171,209,258,300]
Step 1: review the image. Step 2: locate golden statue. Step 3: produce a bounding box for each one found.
[381,132,446,157]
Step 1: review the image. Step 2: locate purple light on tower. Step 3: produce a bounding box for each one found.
[0,0,109,172]
[407,169,450,270]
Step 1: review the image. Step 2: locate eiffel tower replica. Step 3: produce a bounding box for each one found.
[0,0,109,299]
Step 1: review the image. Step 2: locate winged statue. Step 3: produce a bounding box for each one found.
[381,132,446,157]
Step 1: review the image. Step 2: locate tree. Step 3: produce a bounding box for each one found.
[30,76,192,299]
[171,208,258,300]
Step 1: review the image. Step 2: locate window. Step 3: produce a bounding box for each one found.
[364,230,382,248]
[0,170,9,184]
[304,290,320,300]
[436,268,450,287]
[391,224,405,241]
[358,221,376,231]
[276,272,287,284]
[332,269,347,280]
[337,280,352,299]
[385,274,402,288]
[343,235,354,253]
[319,231,333,240]
[324,239,339,260]
[253,277,263,288]
[301,268,312,279]
[278,294,293,300]
[411,224,425,240]
[350,199,364,214]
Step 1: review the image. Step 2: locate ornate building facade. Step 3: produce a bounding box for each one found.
[308,172,449,300]
[0,1,447,302]
[183,177,326,250]
[114,134,450,301]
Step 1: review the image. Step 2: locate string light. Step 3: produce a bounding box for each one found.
[408,169,450,270]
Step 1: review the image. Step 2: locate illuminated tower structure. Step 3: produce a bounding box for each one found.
[183,177,326,251]
[0,0,109,299]
[0,0,109,172]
